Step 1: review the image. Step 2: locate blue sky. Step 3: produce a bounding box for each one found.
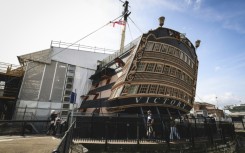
[0,0,244,108]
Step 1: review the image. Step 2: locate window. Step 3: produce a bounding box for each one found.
[106,78,111,84]
[149,85,158,94]
[66,84,72,89]
[188,58,191,65]
[172,89,178,97]
[176,70,181,79]
[184,93,188,101]
[64,90,71,96]
[182,73,185,81]
[170,67,176,76]
[146,63,155,72]
[184,74,188,82]
[161,44,168,53]
[63,104,70,109]
[155,64,163,73]
[175,49,180,57]
[138,84,149,93]
[67,65,75,77]
[191,62,194,68]
[186,76,190,84]
[165,87,172,96]
[185,55,188,62]
[180,52,184,60]
[145,42,154,51]
[168,47,174,55]
[158,86,165,94]
[127,85,139,94]
[163,65,170,75]
[61,111,68,116]
[67,77,73,83]
[153,43,161,52]
[137,62,146,71]
[68,65,76,71]
[63,96,70,102]
[172,47,176,55]
[190,78,193,85]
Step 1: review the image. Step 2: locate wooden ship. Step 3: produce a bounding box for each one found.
[79,1,200,117]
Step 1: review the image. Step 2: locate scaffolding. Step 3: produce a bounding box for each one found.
[0,62,24,120]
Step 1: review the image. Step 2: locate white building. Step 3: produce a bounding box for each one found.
[14,41,112,120]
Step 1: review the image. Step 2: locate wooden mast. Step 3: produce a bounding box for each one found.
[119,1,131,54]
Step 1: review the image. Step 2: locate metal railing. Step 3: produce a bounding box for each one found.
[52,121,75,153]
[101,36,141,67]
[73,114,235,143]
[50,113,236,152]
[0,120,49,136]
[50,41,117,54]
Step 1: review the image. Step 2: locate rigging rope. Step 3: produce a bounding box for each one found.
[4,14,124,85]
[128,17,144,34]
[126,22,133,42]
[26,14,124,72]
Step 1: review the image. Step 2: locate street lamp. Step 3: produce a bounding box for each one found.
[159,16,165,27]
[195,40,201,48]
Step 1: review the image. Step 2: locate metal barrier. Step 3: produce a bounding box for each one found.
[52,121,75,153]
[72,114,235,145]
[51,114,236,152]
[0,120,49,136]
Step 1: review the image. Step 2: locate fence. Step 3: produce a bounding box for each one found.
[73,114,235,146]
[52,121,75,153]
[0,120,49,136]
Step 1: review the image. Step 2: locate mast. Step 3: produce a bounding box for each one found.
[119,1,131,54]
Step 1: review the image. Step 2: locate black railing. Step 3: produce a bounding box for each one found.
[51,114,236,152]
[52,121,75,153]
[0,120,49,136]
[72,114,235,144]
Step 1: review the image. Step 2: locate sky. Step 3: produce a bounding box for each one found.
[0,0,245,108]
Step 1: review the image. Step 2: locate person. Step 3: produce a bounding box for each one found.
[47,110,58,135]
[169,117,180,141]
[183,115,190,141]
[146,110,154,139]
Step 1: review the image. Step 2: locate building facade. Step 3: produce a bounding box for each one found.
[14,42,111,120]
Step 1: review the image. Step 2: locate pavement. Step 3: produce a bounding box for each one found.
[0,135,60,153]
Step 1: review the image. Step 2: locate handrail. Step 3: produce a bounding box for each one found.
[51,40,117,54]
[52,121,75,153]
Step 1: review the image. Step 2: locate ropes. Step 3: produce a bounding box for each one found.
[128,17,144,34]
[126,22,134,42]
[4,14,124,85]
[26,14,124,72]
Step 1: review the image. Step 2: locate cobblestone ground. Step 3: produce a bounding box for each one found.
[0,135,60,153]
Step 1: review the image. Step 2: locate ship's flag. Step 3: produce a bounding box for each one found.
[112,20,125,27]
[70,91,77,104]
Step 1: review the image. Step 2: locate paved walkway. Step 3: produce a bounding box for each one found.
[0,135,60,153]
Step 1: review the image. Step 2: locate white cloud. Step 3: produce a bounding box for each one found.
[137,0,202,12]
[191,4,245,34]
[194,0,202,10]
[196,92,244,109]
[214,66,221,71]
[223,20,245,34]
